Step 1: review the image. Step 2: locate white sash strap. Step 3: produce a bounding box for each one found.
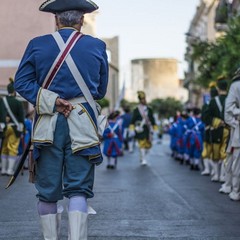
[215,96,223,113]
[2,97,23,132]
[42,31,82,89]
[52,32,99,119]
[109,120,120,138]
[191,116,197,125]
[138,105,150,128]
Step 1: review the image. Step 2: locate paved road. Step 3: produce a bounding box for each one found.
[0,135,240,240]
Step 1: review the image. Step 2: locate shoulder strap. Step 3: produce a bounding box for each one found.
[109,121,119,132]
[191,116,197,125]
[42,31,83,89]
[52,31,99,118]
[214,96,223,113]
[138,105,151,127]
[2,97,19,127]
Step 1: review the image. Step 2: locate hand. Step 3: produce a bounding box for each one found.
[55,98,73,117]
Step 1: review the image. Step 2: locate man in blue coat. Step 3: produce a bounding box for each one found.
[14,0,108,239]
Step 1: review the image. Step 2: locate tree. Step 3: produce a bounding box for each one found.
[191,16,240,87]
[97,97,110,109]
[120,98,138,111]
[150,97,183,118]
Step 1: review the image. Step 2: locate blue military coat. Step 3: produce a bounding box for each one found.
[14,28,109,164]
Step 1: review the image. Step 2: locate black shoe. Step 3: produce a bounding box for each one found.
[194,165,200,171]
[190,164,194,170]
[106,165,111,169]
[185,160,190,165]
[110,165,116,169]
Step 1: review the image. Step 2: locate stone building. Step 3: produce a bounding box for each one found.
[128,58,187,102]
[184,0,220,108]
[0,0,119,109]
[102,37,119,109]
[0,0,54,93]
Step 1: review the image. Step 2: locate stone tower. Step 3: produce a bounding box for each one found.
[130,58,186,102]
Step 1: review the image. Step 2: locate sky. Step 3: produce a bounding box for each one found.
[95,0,200,83]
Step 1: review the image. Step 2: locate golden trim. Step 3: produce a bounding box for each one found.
[33,114,43,133]
[78,103,98,135]
[59,27,79,32]
[32,140,53,144]
[89,154,101,160]
[72,142,100,153]
[36,88,43,115]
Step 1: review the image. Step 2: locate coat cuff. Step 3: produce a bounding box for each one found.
[36,88,59,115]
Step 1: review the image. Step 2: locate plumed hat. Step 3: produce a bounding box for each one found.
[137,91,146,100]
[7,77,15,94]
[208,81,218,98]
[39,0,98,14]
[216,75,228,91]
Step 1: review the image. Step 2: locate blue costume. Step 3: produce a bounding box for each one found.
[169,121,178,157]
[176,116,188,162]
[103,119,123,157]
[14,28,108,201]
[14,0,107,239]
[185,115,205,169]
[18,117,32,156]
[120,109,133,151]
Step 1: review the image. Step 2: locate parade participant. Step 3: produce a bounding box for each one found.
[205,76,229,182]
[0,98,6,157]
[176,111,189,164]
[182,108,193,165]
[201,83,218,175]
[120,105,134,153]
[129,91,157,166]
[169,115,179,159]
[186,108,205,170]
[220,69,240,200]
[156,115,164,144]
[103,111,123,169]
[14,0,109,239]
[0,78,24,176]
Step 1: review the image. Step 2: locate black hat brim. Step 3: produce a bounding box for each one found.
[39,0,98,14]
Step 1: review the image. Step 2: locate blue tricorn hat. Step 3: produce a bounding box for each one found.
[39,0,98,14]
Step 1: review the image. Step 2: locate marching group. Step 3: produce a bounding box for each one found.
[0,0,161,239]
[0,79,158,177]
[169,73,240,201]
[102,90,158,169]
[0,78,31,177]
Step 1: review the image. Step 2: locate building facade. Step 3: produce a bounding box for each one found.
[184,0,219,107]
[128,58,187,103]
[0,0,119,110]
[102,37,119,110]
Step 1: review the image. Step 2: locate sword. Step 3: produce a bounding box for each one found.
[5,139,32,189]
